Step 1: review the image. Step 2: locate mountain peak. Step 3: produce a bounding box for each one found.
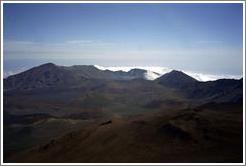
[166,70,191,77]
[160,70,197,80]
[128,68,147,74]
[156,70,198,88]
[32,63,59,72]
[39,63,56,68]
[168,70,183,74]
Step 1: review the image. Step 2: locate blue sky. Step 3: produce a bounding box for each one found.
[3,3,244,75]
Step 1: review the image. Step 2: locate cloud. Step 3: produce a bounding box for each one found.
[196,40,223,44]
[3,40,115,59]
[183,71,242,82]
[66,40,95,44]
[4,40,241,60]
[3,67,27,78]
[94,65,242,81]
[3,40,243,76]
[65,40,114,46]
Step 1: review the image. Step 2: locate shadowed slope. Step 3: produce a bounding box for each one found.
[7,102,242,163]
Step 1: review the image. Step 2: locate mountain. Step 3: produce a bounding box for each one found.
[127,68,147,78]
[4,64,243,104]
[3,63,82,91]
[155,70,198,88]
[187,78,243,103]
[155,70,243,104]
[4,63,149,91]
[3,63,243,163]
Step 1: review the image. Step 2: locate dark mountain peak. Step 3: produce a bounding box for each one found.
[31,63,63,76]
[40,63,56,67]
[159,70,197,82]
[125,68,147,80]
[33,63,57,70]
[167,70,194,78]
[156,70,198,88]
[3,63,77,91]
[128,68,147,74]
[168,70,183,74]
[129,68,146,72]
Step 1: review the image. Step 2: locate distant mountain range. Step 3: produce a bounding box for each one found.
[4,63,156,91]
[4,64,242,81]
[3,63,242,92]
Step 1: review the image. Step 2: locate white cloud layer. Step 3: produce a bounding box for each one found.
[94,65,242,81]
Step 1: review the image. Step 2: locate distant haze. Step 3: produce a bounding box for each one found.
[3,3,243,78]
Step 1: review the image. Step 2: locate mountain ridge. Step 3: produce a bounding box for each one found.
[3,63,243,93]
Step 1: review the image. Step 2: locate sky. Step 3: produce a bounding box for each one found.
[3,3,244,77]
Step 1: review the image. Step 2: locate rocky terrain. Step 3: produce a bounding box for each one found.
[3,63,243,163]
